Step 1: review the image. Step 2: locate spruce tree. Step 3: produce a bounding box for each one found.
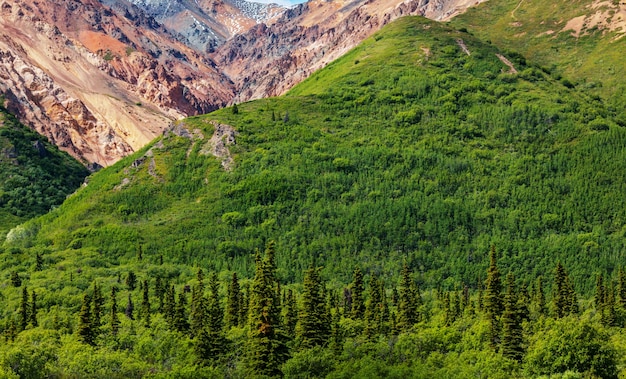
[534,276,546,316]
[141,279,151,328]
[350,267,366,320]
[226,272,241,328]
[174,290,189,333]
[19,285,28,331]
[111,286,120,336]
[364,274,388,337]
[297,266,330,348]
[92,282,104,333]
[126,271,137,291]
[77,293,95,345]
[595,273,606,311]
[196,272,227,365]
[239,284,249,327]
[283,289,298,338]
[501,273,524,362]
[246,242,289,378]
[125,294,134,320]
[553,262,578,318]
[29,290,37,328]
[397,262,419,332]
[35,252,43,271]
[484,245,503,348]
[618,267,626,309]
[191,270,208,338]
[10,271,21,287]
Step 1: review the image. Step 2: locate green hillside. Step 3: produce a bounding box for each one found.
[1,16,626,377]
[451,0,626,112]
[0,106,89,237]
[15,16,626,288]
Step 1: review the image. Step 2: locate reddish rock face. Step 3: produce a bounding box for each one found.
[0,0,484,166]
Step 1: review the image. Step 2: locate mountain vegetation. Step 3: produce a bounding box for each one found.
[1,14,626,377]
[0,105,89,237]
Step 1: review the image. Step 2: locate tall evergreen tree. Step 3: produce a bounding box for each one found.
[397,262,419,332]
[484,245,503,348]
[19,285,28,331]
[141,279,151,328]
[350,267,366,320]
[595,273,606,311]
[618,267,626,309]
[553,262,578,318]
[226,272,241,328]
[126,271,137,291]
[196,272,227,366]
[191,270,208,337]
[110,286,120,336]
[501,273,524,362]
[125,294,134,320]
[534,276,546,316]
[29,290,37,328]
[239,284,249,327]
[296,266,330,348]
[246,242,289,378]
[92,282,104,333]
[283,289,298,338]
[77,293,95,345]
[174,290,189,333]
[365,274,388,337]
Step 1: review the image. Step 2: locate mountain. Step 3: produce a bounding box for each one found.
[1,15,626,377]
[13,16,624,288]
[0,0,486,166]
[450,0,626,111]
[0,0,236,166]
[117,0,285,52]
[0,105,89,237]
[212,0,489,102]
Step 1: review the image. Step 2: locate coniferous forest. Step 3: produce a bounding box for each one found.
[2,12,626,379]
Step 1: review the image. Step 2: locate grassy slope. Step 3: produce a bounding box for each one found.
[0,107,89,237]
[5,16,626,292]
[450,0,626,110]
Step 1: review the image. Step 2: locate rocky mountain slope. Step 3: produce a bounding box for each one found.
[0,0,235,166]
[212,0,489,102]
[0,0,486,166]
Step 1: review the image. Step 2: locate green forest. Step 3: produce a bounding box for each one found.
[1,9,626,378]
[0,106,89,236]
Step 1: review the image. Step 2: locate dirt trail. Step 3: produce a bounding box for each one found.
[496,54,518,74]
[456,39,471,55]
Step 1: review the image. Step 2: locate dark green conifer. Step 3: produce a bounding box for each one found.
[602,282,617,327]
[78,293,95,345]
[350,267,365,320]
[239,284,249,327]
[111,286,120,336]
[226,272,241,328]
[174,290,189,333]
[35,252,43,271]
[534,276,546,316]
[595,273,606,311]
[553,262,578,318]
[443,292,453,326]
[141,279,151,328]
[92,282,104,333]
[19,285,28,331]
[126,271,137,291]
[164,284,176,325]
[29,290,37,328]
[618,267,626,309]
[125,294,134,320]
[283,289,298,338]
[501,273,524,362]
[297,266,330,348]
[191,269,207,337]
[365,274,388,337]
[10,271,21,287]
[246,242,289,378]
[196,272,227,365]
[484,245,503,348]
[397,262,419,332]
